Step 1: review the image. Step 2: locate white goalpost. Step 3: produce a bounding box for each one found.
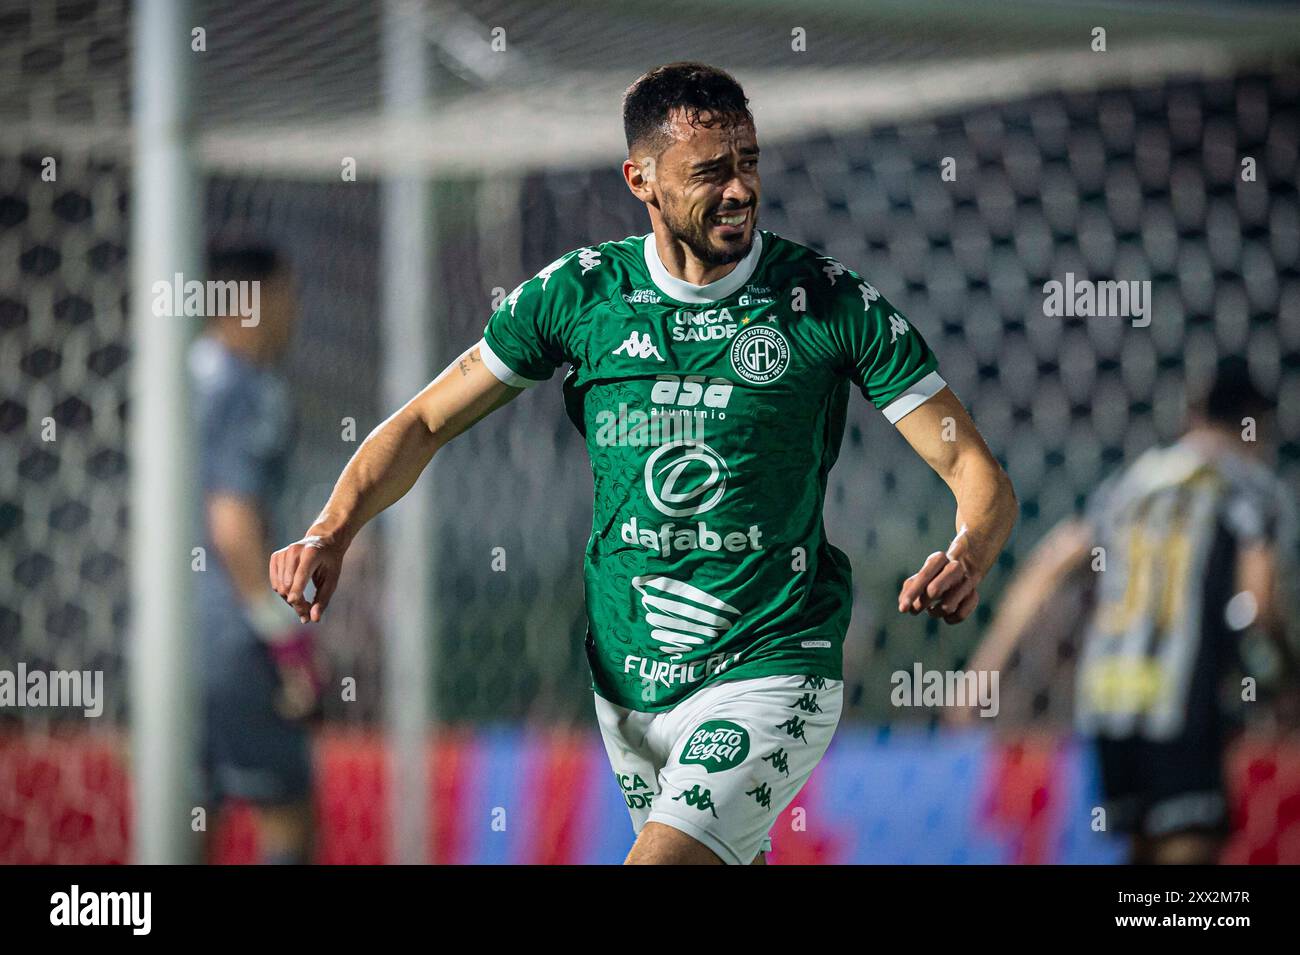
[128,0,200,864]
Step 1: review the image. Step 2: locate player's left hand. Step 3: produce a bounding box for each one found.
[898,526,982,624]
[267,627,325,722]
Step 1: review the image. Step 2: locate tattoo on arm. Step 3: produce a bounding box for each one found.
[457,349,483,377]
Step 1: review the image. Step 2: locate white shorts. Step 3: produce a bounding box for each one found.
[594,674,843,865]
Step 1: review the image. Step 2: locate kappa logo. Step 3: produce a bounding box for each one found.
[763,748,791,777]
[631,575,740,660]
[504,253,574,314]
[730,324,789,384]
[504,283,523,315]
[537,253,572,290]
[792,692,822,713]
[747,782,773,809]
[577,248,602,273]
[887,312,910,343]
[680,719,750,773]
[820,256,848,285]
[858,281,880,308]
[672,784,719,818]
[776,715,809,743]
[613,330,664,361]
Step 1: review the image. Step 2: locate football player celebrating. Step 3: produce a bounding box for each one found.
[271,62,1017,865]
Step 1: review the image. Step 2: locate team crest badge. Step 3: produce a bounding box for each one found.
[730,324,789,384]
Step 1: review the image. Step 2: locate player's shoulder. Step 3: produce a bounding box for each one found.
[1214,446,1294,515]
[757,230,890,310]
[538,234,647,284]
[188,337,290,439]
[506,234,645,313]
[189,336,253,401]
[1086,442,1175,521]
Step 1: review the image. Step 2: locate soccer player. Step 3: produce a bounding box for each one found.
[270,62,1017,864]
[194,246,322,864]
[965,356,1297,864]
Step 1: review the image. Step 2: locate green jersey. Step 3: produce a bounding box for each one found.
[481,229,944,712]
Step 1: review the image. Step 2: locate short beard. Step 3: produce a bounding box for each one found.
[662,198,756,267]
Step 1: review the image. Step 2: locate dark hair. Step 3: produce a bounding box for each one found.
[207,243,285,284]
[623,62,753,156]
[1193,355,1272,428]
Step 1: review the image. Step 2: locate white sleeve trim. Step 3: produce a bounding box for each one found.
[478,336,544,389]
[880,370,947,424]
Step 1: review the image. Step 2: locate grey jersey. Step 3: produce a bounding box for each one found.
[1075,434,1296,741]
[189,336,296,654]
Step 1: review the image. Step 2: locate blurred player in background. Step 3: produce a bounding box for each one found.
[269,62,1017,865]
[191,246,323,864]
[967,356,1298,864]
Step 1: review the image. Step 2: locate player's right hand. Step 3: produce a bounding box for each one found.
[269,531,344,624]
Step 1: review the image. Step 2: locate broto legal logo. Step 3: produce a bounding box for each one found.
[680,719,750,773]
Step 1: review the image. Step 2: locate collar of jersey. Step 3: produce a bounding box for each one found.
[642,230,764,305]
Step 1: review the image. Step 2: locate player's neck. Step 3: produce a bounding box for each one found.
[650,226,745,287]
[211,324,273,367]
[1182,424,1260,460]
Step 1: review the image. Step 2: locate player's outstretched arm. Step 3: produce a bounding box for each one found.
[269,343,520,623]
[893,386,1018,624]
[1238,542,1299,680]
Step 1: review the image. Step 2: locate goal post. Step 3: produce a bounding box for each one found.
[128,0,201,865]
